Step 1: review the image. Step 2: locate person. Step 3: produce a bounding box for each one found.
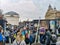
[25,27,30,44]
[21,27,30,44]
[0,26,3,45]
[45,29,51,45]
[51,32,57,45]
[29,30,35,45]
[58,27,60,34]
[5,27,10,43]
[21,28,26,40]
[39,27,46,45]
[33,27,37,43]
[0,26,6,45]
[13,32,26,45]
[11,25,17,43]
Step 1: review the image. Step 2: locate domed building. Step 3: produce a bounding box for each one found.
[4,11,19,25]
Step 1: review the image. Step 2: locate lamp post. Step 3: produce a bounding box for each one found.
[36,17,41,43]
[38,17,41,43]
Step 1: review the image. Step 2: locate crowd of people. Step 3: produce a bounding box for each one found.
[39,27,57,45]
[0,25,37,45]
[0,24,58,45]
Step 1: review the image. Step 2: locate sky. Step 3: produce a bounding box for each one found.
[0,0,60,21]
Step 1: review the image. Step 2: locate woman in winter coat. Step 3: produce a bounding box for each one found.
[13,32,26,45]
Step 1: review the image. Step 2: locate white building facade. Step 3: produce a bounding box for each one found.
[4,14,19,25]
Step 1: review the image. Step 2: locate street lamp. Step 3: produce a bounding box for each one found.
[38,17,41,43]
[35,17,41,43]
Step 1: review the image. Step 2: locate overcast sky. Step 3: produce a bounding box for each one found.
[0,0,60,21]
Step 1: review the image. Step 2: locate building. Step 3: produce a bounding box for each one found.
[45,4,60,19]
[40,4,60,30]
[4,11,19,25]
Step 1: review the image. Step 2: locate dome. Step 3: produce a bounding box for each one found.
[5,11,19,16]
